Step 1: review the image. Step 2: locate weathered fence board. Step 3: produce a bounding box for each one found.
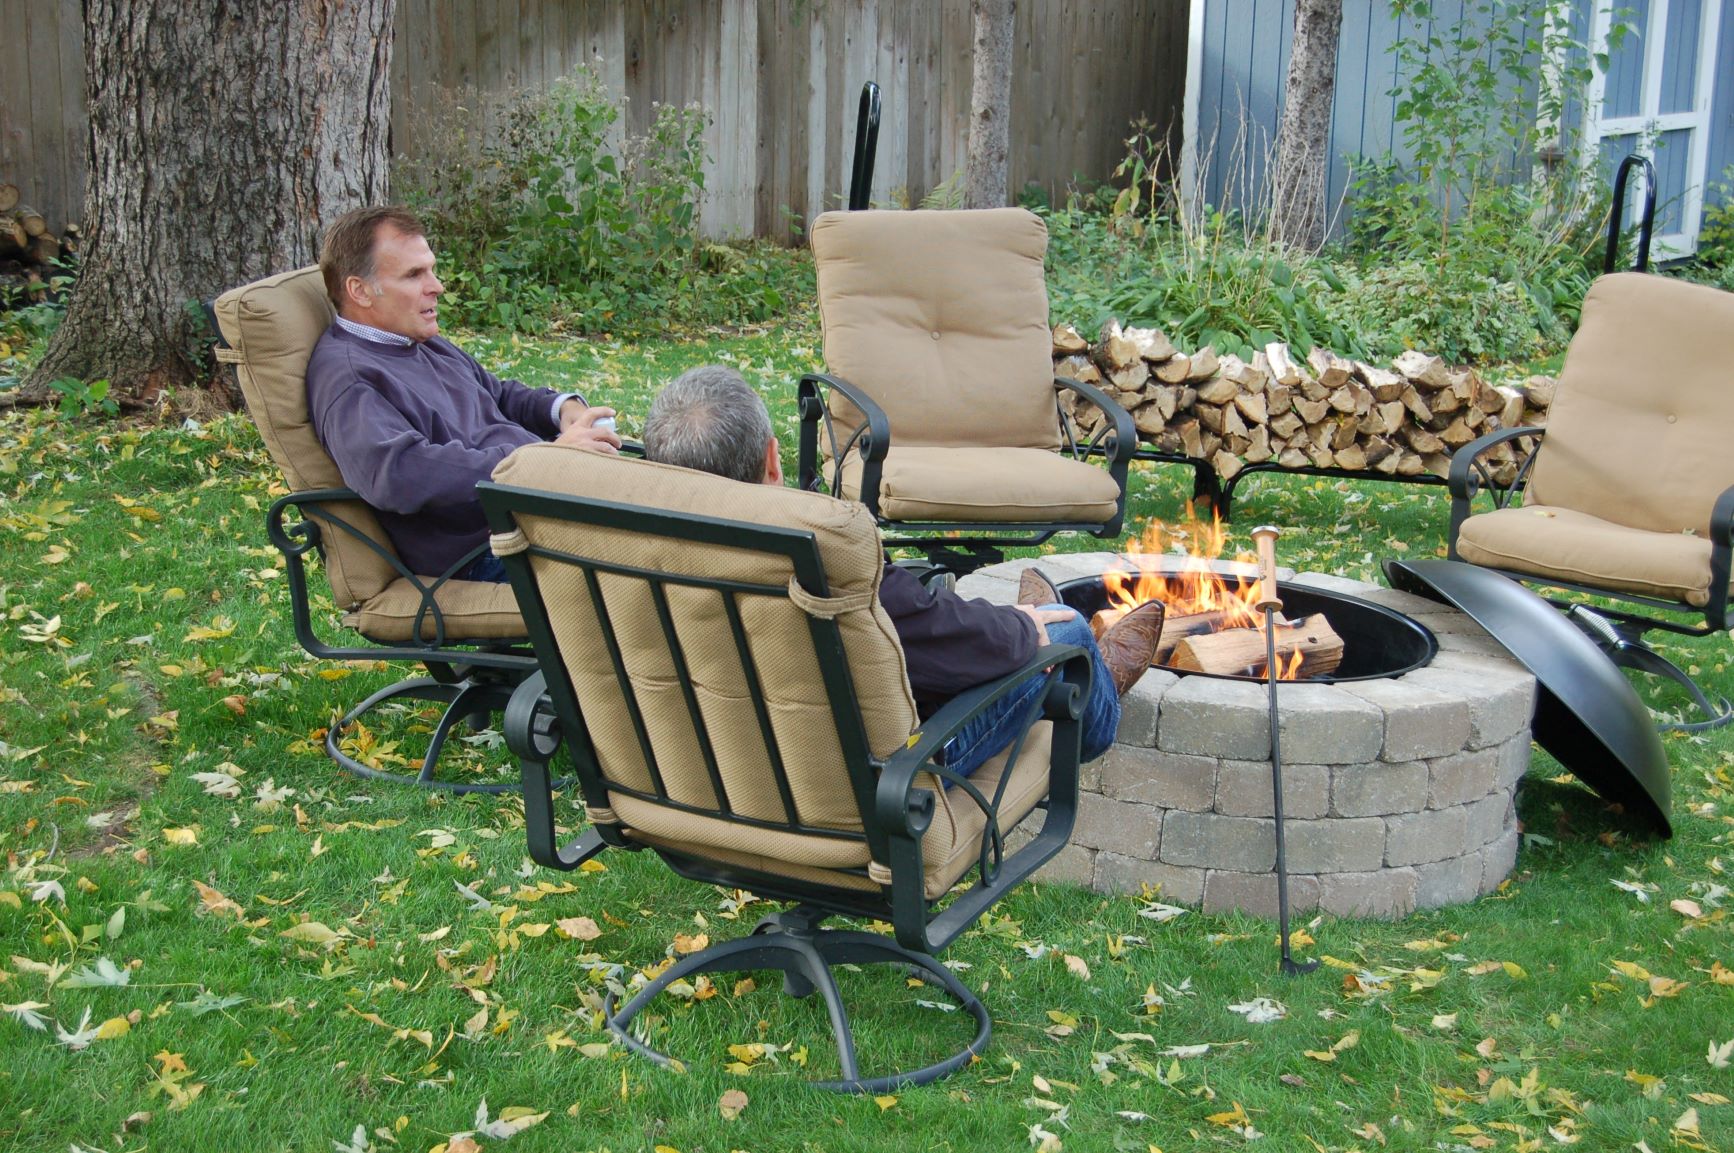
[2,0,1184,241]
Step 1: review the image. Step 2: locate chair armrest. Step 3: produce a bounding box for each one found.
[1055,374,1136,536]
[797,372,892,517]
[267,488,509,658]
[1445,425,1545,559]
[1053,374,1137,468]
[503,670,615,871]
[875,641,1090,952]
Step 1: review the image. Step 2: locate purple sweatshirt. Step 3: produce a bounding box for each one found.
[876,563,1038,716]
[305,326,565,577]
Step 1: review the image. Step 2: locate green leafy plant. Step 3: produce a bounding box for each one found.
[1340,0,1619,359]
[46,376,118,418]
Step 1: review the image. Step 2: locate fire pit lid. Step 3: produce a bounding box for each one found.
[1384,558,1671,837]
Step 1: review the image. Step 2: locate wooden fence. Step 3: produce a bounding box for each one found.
[3,0,1185,241]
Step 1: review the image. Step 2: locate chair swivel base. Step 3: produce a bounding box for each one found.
[604,907,992,1093]
[326,672,529,794]
[1567,606,1733,732]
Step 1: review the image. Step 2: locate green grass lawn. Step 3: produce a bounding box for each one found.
[1,323,1731,1153]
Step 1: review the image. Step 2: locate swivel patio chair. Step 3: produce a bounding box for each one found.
[479,444,1088,1091]
[1447,271,1734,730]
[797,207,1137,576]
[211,266,537,791]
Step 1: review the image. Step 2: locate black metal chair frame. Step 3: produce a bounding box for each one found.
[478,479,1089,1092]
[1448,426,1734,731]
[266,488,543,791]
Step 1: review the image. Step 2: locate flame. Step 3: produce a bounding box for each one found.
[1100,503,1308,681]
[1100,502,1262,628]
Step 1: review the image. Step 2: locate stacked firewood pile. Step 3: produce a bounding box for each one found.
[1055,321,1553,486]
[1,183,78,298]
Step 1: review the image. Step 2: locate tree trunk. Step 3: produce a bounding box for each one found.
[1269,0,1342,253]
[26,0,394,408]
[963,0,1015,210]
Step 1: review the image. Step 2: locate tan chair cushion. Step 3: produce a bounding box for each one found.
[213,266,395,607]
[1455,504,1717,606]
[491,444,918,831]
[835,446,1122,523]
[215,267,516,638]
[1529,272,1734,536]
[490,444,1059,899]
[811,208,1059,452]
[619,722,1056,900]
[344,577,527,642]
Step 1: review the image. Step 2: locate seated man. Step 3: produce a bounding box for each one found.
[641,365,1163,775]
[306,205,621,582]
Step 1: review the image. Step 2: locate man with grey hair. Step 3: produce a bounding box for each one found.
[643,365,1163,776]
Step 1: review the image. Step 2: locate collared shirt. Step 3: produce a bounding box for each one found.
[332,314,580,423]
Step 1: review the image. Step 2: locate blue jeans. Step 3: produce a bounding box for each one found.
[458,552,510,583]
[942,608,1120,778]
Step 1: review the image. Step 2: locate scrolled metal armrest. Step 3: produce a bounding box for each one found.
[875,641,1088,836]
[797,372,893,515]
[1054,374,1137,468]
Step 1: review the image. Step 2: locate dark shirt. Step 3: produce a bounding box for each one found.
[876,563,1039,716]
[305,326,566,577]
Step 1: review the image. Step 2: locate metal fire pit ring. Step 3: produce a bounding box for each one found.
[1051,571,1438,684]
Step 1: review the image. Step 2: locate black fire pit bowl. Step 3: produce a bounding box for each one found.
[1384,558,1671,837]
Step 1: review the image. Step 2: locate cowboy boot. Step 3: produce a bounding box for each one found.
[1099,600,1165,696]
[1017,566,1062,607]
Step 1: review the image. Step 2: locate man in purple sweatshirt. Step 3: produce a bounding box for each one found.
[640,365,1163,776]
[305,206,621,581]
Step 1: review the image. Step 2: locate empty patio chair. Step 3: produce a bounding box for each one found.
[211,266,536,791]
[796,207,1138,576]
[1447,271,1734,730]
[480,444,1089,1090]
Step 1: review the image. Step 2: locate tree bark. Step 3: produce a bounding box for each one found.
[963,0,1015,210]
[26,0,394,408]
[1270,0,1342,253]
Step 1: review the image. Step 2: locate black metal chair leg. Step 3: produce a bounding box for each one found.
[603,917,992,1093]
[1568,606,1734,732]
[326,675,527,793]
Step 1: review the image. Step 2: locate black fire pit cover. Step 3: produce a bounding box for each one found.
[1383,558,1671,837]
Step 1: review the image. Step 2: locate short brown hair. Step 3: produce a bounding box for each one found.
[318,206,427,307]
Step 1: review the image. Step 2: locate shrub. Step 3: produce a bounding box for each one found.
[1319,260,1550,364]
[395,70,711,334]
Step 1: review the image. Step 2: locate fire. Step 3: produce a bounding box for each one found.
[1099,503,1308,680]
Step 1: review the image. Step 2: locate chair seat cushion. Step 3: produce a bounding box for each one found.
[1455,505,1717,607]
[613,720,1056,902]
[345,577,525,642]
[838,447,1121,524]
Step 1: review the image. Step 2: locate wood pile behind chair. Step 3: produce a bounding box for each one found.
[1055,320,1551,487]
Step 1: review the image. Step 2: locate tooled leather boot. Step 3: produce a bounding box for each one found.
[1099,600,1165,696]
[1017,566,1062,607]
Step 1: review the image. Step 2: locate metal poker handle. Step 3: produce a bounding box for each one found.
[1251,525,1282,613]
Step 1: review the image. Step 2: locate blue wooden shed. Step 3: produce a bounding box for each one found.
[1182,0,1732,258]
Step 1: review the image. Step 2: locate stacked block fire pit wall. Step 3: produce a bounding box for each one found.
[960,554,1537,919]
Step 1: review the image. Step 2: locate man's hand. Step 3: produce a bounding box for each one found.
[1012,604,1074,647]
[555,403,622,454]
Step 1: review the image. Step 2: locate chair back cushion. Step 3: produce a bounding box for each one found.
[213,266,397,606]
[1530,272,1734,535]
[811,208,1059,451]
[490,445,918,842]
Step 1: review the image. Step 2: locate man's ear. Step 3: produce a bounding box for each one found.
[342,275,375,312]
[763,436,784,485]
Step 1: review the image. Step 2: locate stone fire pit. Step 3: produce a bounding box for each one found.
[960,554,1538,918]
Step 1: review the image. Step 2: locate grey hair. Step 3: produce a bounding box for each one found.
[642,365,773,484]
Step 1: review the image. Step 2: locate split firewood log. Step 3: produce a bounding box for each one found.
[1306,347,1353,389]
[1154,355,1192,384]
[1184,345,1220,382]
[1052,323,1088,356]
[1394,350,1450,390]
[1170,613,1344,677]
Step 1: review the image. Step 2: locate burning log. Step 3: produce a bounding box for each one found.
[1169,613,1344,677]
